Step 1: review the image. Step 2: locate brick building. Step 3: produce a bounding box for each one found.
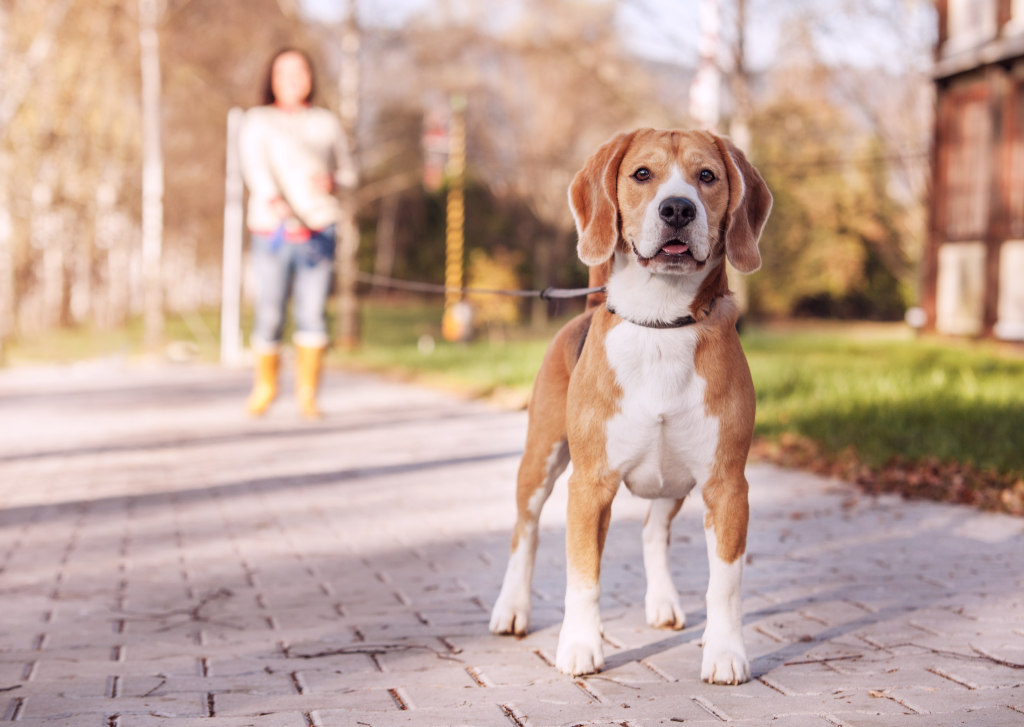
[924,0,1024,339]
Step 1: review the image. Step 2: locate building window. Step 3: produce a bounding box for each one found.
[996,241,1024,340]
[943,93,992,241]
[936,242,986,336]
[1008,80,1024,238]
[947,0,998,54]
[1010,0,1024,34]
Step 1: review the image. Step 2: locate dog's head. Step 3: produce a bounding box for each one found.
[569,128,772,276]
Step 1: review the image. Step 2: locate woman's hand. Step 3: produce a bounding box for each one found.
[270,195,293,220]
[312,172,334,194]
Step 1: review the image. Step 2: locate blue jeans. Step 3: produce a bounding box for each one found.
[250,225,336,350]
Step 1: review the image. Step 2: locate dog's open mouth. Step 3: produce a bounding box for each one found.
[657,241,692,259]
[632,240,704,268]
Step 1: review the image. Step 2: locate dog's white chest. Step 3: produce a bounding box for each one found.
[604,324,719,499]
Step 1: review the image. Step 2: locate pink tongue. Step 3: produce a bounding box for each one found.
[662,242,689,255]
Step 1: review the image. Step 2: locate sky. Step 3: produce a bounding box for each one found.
[300,0,428,26]
[299,0,936,74]
[300,0,745,65]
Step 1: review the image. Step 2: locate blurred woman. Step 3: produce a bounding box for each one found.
[239,48,353,418]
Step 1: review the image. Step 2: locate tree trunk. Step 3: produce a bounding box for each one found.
[0,8,9,359]
[0,0,72,360]
[31,180,65,329]
[220,107,245,365]
[335,0,362,350]
[373,192,400,281]
[0,156,12,364]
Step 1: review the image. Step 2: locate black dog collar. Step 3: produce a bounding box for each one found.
[606,298,716,329]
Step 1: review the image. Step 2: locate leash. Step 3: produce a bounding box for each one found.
[356,271,605,301]
[358,271,716,328]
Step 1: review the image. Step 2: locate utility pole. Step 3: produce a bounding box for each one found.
[335,0,362,350]
[139,0,165,352]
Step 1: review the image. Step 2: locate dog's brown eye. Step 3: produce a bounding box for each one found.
[699,169,716,183]
[632,167,652,182]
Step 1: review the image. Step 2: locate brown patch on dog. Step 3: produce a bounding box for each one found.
[691,263,731,321]
[563,308,625,585]
[569,130,641,266]
[586,259,613,310]
[695,298,755,564]
[712,135,773,274]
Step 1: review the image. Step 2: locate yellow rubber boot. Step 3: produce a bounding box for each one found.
[246,351,279,416]
[295,345,325,419]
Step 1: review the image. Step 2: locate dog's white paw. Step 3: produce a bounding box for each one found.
[700,643,750,685]
[645,590,686,630]
[489,596,530,636]
[555,630,605,675]
[490,549,535,636]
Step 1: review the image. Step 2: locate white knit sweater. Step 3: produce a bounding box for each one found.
[239,104,353,234]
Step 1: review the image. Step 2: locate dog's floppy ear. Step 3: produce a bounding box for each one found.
[569,129,640,266]
[713,135,772,274]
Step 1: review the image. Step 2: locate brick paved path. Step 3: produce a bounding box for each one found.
[0,361,1022,726]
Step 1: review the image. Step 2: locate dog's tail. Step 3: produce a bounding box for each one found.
[585,259,612,309]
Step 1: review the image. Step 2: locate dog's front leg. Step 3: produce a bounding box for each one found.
[555,469,618,676]
[700,473,750,684]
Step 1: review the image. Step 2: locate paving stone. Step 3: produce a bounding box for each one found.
[826,705,1024,726]
[885,683,1024,716]
[119,717,311,727]
[316,703,510,726]
[212,689,398,715]
[13,693,209,720]
[2,362,1023,725]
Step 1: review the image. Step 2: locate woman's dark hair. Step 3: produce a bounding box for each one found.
[261,47,316,106]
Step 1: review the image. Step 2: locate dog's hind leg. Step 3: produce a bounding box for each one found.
[491,438,569,636]
[642,497,686,630]
[490,432,569,636]
[491,314,591,637]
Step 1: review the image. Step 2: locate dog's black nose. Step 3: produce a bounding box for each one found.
[659,197,697,228]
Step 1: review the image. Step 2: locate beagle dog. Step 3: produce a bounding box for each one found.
[489,128,772,684]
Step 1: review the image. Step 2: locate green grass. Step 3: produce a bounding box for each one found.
[4,310,224,365]
[743,327,1024,475]
[331,300,556,398]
